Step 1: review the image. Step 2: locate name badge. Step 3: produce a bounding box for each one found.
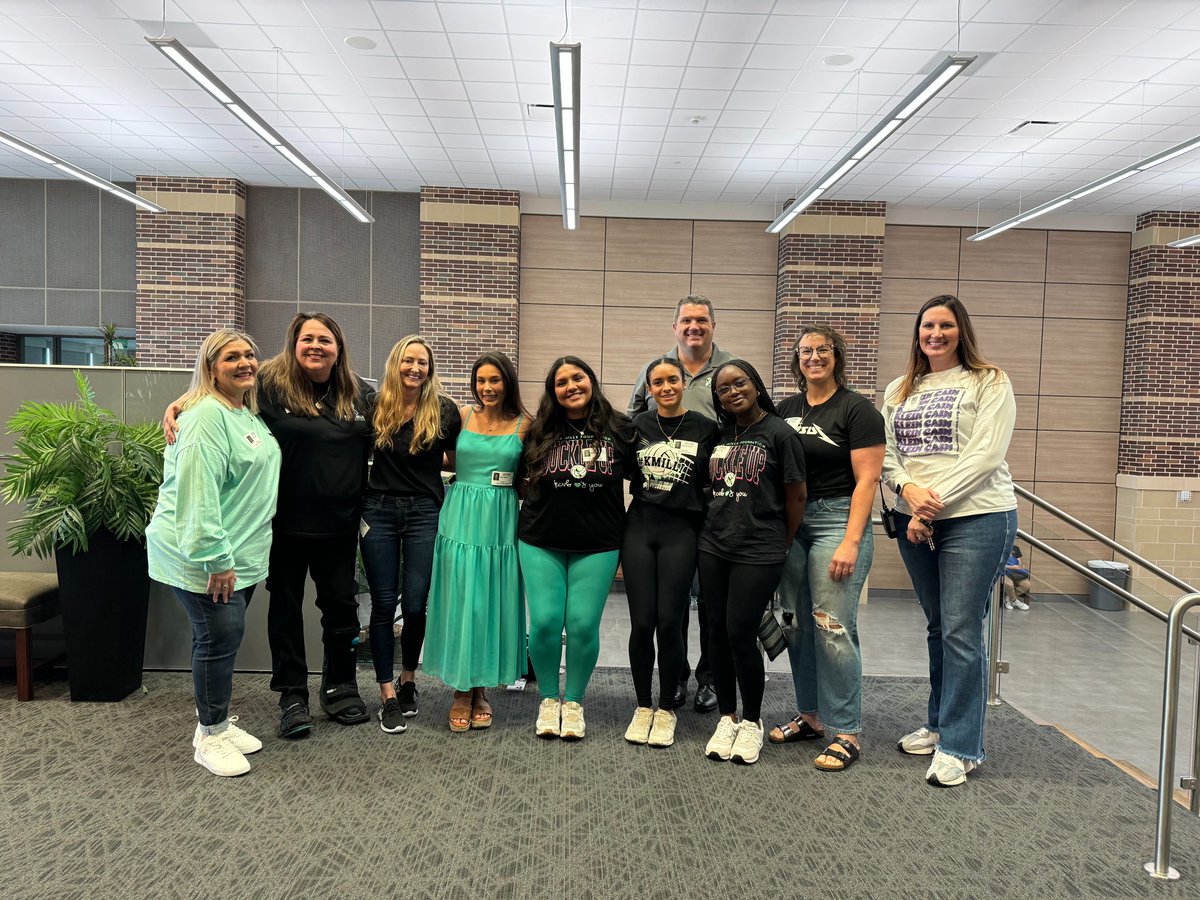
[582,447,596,462]
[598,447,608,463]
[491,471,514,486]
[711,444,731,459]
[244,431,263,448]
[673,439,698,455]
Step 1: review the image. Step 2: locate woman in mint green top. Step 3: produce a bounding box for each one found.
[145,329,281,778]
[423,352,528,732]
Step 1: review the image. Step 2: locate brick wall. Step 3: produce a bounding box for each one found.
[774,199,885,399]
[0,332,16,363]
[419,186,520,398]
[134,176,246,367]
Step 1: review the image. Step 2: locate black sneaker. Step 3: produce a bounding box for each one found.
[378,697,407,734]
[278,702,313,739]
[397,680,419,717]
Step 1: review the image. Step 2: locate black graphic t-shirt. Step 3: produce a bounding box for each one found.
[629,410,720,516]
[777,388,884,499]
[367,395,462,506]
[699,414,806,564]
[519,428,632,553]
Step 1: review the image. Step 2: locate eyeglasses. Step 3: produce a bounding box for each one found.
[715,376,753,398]
[797,345,834,360]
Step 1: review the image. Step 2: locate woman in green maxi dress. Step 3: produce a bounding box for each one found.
[424,352,528,731]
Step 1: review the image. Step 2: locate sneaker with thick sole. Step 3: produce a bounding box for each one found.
[731,718,764,765]
[278,702,313,739]
[535,698,561,738]
[1014,598,1031,611]
[194,731,251,777]
[193,716,262,755]
[897,726,939,755]
[648,708,677,748]
[378,697,407,734]
[1003,598,1014,610]
[705,715,740,761]
[560,701,586,740]
[925,749,978,787]
[397,680,419,717]
[624,707,654,744]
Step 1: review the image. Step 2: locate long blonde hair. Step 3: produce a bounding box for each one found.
[374,335,446,453]
[258,312,362,420]
[181,329,261,414]
[888,295,1004,405]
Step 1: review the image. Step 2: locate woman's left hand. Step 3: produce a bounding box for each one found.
[828,540,859,582]
[906,520,933,545]
[207,569,236,603]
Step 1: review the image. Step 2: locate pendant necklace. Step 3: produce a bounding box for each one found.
[314,382,332,411]
[565,417,588,438]
[657,411,685,444]
[733,409,765,442]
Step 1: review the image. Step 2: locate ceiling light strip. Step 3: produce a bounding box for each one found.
[0,128,165,212]
[767,53,976,235]
[1167,233,1200,248]
[146,35,373,224]
[968,134,1200,242]
[551,42,581,231]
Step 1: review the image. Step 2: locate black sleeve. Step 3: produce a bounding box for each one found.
[441,396,463,447]
[846,394,885,449]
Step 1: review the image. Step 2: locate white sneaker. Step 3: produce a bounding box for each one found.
[535,698,561,738]
[1003,598,1014,610]
[925,749,978,787]
[193,731,251,777]
[897,726,940,756]
[731,718,764,765]
[648,708,677,748]
[624,706,654,744]
[705,715,740,761]
[193,716,262,755]
[1014,598,1030,611]
[560,701,586,740]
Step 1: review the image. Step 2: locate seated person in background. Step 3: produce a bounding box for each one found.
[1003,545,1031,611]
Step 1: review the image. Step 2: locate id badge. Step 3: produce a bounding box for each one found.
[582,447,596,463]
[711,444,731,459]
[244,431,263,448]
[491,470,514,486]
[673,439,698,455]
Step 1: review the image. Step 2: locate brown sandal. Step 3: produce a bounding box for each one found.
[449,691,472,733]
[470,690,493,730]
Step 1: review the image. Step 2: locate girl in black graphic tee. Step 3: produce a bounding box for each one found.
[621,357,720,748]
[698,360,806,766]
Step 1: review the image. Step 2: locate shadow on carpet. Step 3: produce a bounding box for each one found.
[2,669,1197,900]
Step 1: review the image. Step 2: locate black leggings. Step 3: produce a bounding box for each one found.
[698,551,784,722]
[621,503,700,709]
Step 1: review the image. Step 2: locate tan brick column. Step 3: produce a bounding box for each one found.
[419,186,520,398]
[1115,210,1200,604]
[773,199,885,399]
[134,176,246,367]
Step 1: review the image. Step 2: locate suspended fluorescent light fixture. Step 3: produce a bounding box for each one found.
[550,42,581,230]
[0,128,166,212]
[1168,233,1200,248]
[767,54,976,234]
[145,35,373,224]
[968,134,1200,241]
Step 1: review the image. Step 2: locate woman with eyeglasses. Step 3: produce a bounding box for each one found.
[769,326,884,772]
[698,359,806,766]
[883,295,1017,788]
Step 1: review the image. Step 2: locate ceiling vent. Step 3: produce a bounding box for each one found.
[1005,120,1068,138]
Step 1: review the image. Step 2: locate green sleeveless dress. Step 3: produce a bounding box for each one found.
[423,413,525,690]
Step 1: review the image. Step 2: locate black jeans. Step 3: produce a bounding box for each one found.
[267,529,361,706]
[698,551,784,723]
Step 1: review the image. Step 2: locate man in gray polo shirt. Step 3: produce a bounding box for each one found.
[627,294,735,713]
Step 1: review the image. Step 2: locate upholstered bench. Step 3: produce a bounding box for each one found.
[0,572,61,701]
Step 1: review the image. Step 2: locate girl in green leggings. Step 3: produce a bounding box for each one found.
[518,356,634,741]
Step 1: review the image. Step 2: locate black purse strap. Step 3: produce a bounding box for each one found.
[878,480,893,513]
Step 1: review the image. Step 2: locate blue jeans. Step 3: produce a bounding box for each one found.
[173,585,256,732]
[360,492,440,682]
[896,509,1018,762]
[778,497,872,735]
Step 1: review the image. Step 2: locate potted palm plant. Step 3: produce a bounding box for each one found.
[2,370,165,701]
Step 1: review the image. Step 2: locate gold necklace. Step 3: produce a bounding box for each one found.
[565,417,588,437]
[733,410,765,441]
[657,410,685,443]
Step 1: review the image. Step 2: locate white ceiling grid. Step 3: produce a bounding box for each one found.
[0,0,1196,218]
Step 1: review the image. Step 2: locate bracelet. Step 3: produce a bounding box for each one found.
[895,482,907,496]
[917,516,932,527]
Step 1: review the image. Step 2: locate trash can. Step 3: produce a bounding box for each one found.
[1087,560,1130,610]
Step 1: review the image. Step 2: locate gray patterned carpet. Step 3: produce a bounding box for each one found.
[2,668,1198,900]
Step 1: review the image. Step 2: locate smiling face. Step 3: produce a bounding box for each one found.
[918,305,961,371]
[396,342,431,395]
[553,363,593,418]
[672,303,714,356]
[212,340,258,406]
[294,318,339,384]
[715,365,757,419]
[648,362,684,415]
[796,332,837,391]
[474,363,506,409]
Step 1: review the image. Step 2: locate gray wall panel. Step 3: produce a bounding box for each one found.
[46,180,100,289]
[246,186,298,302]
[370,192,420,307]
[100,189,136,291]
[0,287,46,325]
[245,300,299,356]
[100,290,135,328]
[0,179,45,288]
[298,190,370,305]
[370,305,419,381]
[47,289,100,326]
[321,302,372,376]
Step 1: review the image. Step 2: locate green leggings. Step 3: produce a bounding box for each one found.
[518,542,620,703]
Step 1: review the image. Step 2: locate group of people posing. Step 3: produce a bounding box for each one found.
[146,291,1017,790]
